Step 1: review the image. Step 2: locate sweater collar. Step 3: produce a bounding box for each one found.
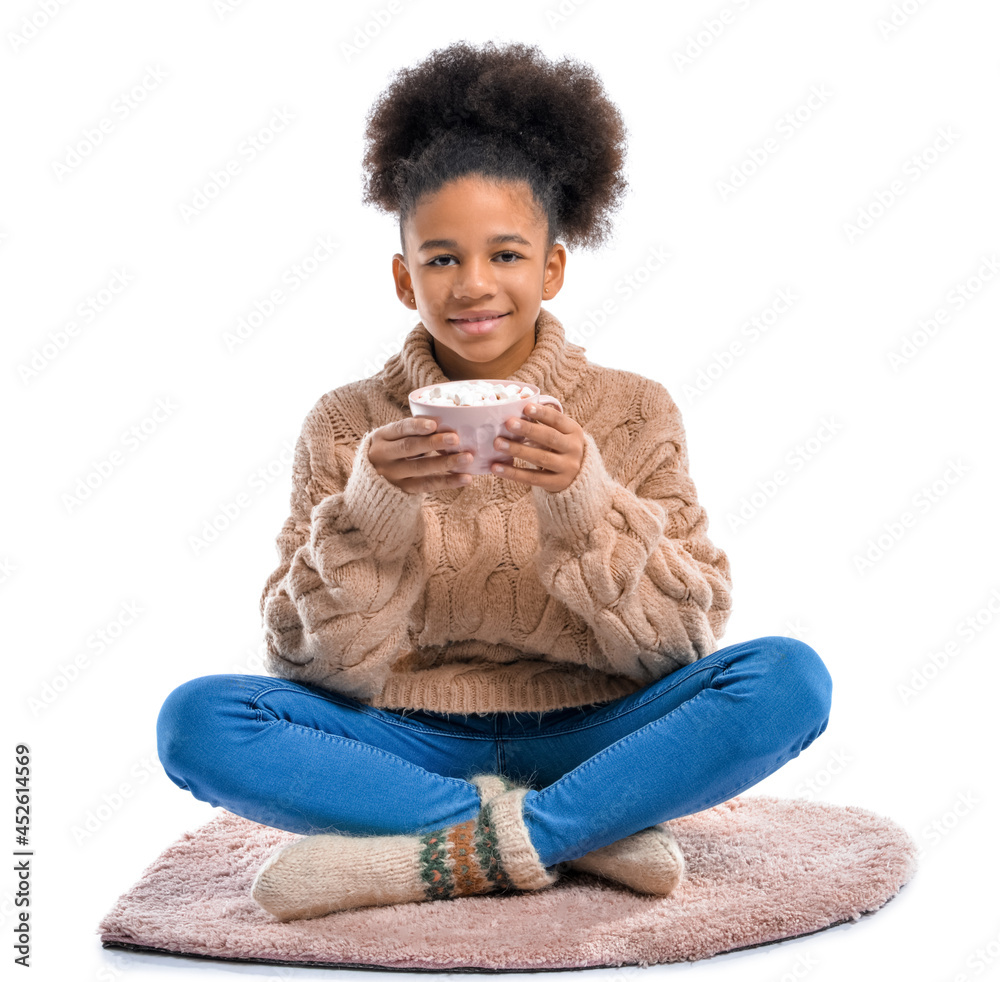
[380,306,589,407]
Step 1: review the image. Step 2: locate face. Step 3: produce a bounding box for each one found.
[392,174,566,381]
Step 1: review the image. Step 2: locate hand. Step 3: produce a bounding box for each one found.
[491,403,585,493]
[368,417,474,494]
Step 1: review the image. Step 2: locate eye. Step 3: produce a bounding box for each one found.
[426,251,522,267]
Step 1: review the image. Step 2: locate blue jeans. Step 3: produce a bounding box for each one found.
[156,635,832,868]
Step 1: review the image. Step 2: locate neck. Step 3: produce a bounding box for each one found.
[431,328,538,381]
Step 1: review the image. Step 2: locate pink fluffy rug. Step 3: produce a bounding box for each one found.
[97,795,918,971]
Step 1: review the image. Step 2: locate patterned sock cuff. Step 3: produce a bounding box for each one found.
[417,812,511,901]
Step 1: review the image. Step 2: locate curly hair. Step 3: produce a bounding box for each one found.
[361,40,629,255]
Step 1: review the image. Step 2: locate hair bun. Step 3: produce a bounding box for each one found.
[361,40,628,251]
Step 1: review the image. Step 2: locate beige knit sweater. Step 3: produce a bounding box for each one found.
[259,308,733,714]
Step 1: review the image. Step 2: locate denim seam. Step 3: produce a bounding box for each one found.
[494,714,505,773]
[246,683,496,741]
[263,717,477,789]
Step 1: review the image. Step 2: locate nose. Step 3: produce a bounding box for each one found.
[452,255,496,300]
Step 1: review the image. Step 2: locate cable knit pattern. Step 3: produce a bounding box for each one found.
[259,307,733,713]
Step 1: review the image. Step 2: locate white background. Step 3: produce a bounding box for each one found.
[3,0,999,979]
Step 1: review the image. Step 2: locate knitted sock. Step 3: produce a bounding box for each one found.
[566,823,685,896]
[251,773,560,921]
[475,774,685,897]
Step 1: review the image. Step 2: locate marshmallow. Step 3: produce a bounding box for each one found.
[419,380,534,407]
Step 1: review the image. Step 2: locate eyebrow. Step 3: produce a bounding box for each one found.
[417,233,532,252]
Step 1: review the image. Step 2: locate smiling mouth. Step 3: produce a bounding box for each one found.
[448,313,509,334]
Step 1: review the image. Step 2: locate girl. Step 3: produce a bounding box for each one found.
[156,40,833,922]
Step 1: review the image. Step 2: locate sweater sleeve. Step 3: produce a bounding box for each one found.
[259,396,428,701]
[530,380,733,685]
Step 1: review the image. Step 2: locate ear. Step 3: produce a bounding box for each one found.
[542,242,567,299]
[392,253,414,306]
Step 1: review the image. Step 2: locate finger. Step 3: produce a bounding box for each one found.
[399,430,462,460]
[495,436,558,473]
[403,470,473,493]
[490,460,553,488]
[522,403,571,432]
[385,418,443,460]
[422,462,474,491]
[503,418,568,453]
[402,416,437,436]
[393,416,437,443]
[385,450,474,483]
[506,404,569,435]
